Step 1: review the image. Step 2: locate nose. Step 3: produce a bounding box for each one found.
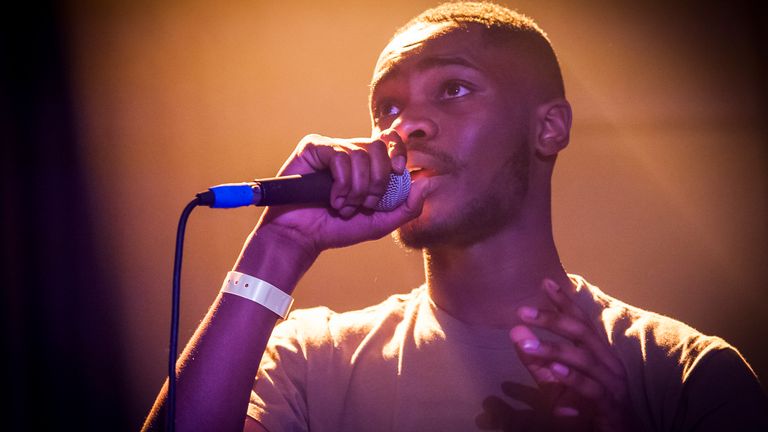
[390,107,438,143]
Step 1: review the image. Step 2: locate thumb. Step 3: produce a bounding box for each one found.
[361,177,436,239]
[393,177,436,219]
[321,177,436,248]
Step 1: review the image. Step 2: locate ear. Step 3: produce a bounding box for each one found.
[533,98,572,157]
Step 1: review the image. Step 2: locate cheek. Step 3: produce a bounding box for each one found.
[445,103,519,148]
[452,121,523,173]
[440,117,488,162]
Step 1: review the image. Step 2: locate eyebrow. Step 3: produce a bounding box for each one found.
[416,55,482,71]
[370,55,483,106]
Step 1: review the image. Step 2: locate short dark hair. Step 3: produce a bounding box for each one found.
[388,1,565,103]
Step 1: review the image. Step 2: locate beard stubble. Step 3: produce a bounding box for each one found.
[393,140,531,250]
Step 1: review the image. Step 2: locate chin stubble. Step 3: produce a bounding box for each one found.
[393,143,530,250]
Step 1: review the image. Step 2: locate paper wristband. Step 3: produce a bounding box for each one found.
[221,271,294,319]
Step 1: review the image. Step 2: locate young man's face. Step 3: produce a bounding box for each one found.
[370,22,534,249]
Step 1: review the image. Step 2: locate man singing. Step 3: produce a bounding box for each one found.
[144,2,767,431]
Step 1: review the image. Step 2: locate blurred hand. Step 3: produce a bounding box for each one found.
[510,279,639,431]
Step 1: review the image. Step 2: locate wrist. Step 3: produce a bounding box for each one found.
[233,224,319,295]
[221,271,294,318]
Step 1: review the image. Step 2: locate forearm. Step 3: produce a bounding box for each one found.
[142,226,317,431]
[142,132,421,430]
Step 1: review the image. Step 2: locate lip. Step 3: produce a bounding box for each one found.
[408,167,441,181]
[406,150,453,178]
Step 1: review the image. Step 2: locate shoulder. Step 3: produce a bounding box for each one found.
[570,275,767,426]
[681,348,768,429]
[570,275,732,375]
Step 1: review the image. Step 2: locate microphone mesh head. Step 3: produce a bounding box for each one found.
[375,170,411,211]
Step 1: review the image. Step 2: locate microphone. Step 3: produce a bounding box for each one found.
[196,170,411,211]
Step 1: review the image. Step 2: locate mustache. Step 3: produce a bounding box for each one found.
[406,141,463,171]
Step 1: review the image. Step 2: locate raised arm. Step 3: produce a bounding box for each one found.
[142,132,432,431]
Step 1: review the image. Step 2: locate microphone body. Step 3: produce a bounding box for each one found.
[197,170,411,211]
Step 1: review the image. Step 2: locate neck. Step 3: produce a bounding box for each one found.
[422,206,568,328]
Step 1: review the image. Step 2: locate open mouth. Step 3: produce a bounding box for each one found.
[408,166,444,181]
[408,166,428,180]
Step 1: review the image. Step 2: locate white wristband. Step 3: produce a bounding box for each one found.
[221,271,294,319]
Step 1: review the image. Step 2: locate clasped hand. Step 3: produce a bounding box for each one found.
[510,279,638,431]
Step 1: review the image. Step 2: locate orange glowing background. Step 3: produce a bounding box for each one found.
[65,1,766,426]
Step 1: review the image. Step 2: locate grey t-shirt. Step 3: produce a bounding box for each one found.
[248,275,767,431]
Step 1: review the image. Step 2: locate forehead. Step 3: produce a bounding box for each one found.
[371,22,492,94]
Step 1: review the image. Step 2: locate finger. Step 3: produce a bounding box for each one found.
[518,306,617,370]
[379,129,406,174]
[338,147,371,217]
[510,327,605,420]
[518,306,587,341]
[323,177,434,246]
[542,279,588,321]
[515,334,624,399]
[372,177,432,227]
[325,149,352,210]
[549,361,605,400]
[551,389,591,418]
[289,134,331,174]
[535,281,627,379]
[509,325,558,384]
[525,307,626,382]
[362,139,390,209]
[295,140,355,211]
[541,278,625,378]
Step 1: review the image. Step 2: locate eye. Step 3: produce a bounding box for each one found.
[375,100,401,120]
[440,81,472,100]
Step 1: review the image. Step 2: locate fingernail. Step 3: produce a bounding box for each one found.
[392,155,406,173]
[339,206,356,218]
[553,406,579,417]
[518,306,538,321]
[544,279,560,294]
[520,339,540,353]
[551,362,570,377]
[420,178,437,197]
[420,181,432,198]
[333,197,345,209]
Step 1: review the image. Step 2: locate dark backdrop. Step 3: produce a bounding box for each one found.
[2,1,766,430]
[1,2,128,429]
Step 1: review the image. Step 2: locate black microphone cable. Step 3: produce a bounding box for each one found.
[167,197,200,432]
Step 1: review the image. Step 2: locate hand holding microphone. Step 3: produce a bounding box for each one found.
[217,132,434,255]
[200,131,412,212]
